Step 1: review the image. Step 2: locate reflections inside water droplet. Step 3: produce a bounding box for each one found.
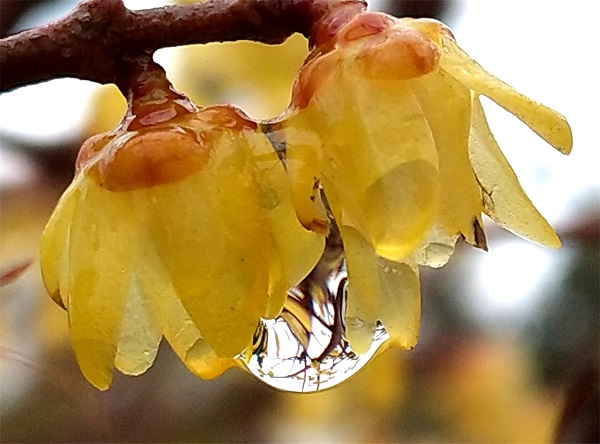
[239,225,390,393]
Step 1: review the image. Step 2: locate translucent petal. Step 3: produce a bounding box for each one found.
[113,278,162,376]
[341,225,421,352]
[410,225,459,268]
[341,225,380,354]
[361,159,439,261]
[375,259,421,349]
[40,180,81,309]
[469,96,561,247]
[262,245,289,320]
[411,69,484,246]
[440,37,572,154]
[282,125,329,234]
[301,61,440,261]
[67,178,137,390]
[249,132,325,317]
[148,134,270,358]
[135,238,235,379]
[185,339,237,379]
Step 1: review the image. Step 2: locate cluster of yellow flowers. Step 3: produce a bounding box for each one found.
[279,13,572,355]
[40,12,571,390]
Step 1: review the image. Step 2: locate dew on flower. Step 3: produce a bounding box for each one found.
[241,224,390,392]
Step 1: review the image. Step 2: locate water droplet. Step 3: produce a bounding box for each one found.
[412,226,458,268]
[239,224,390,393]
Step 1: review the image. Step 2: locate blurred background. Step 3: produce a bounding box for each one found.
[1,0,598,442]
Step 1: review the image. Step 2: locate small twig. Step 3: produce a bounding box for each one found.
[0,0,366,93]
[0,259,32,287]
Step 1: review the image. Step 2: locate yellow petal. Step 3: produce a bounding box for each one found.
[40,179,82,309]
[67,178,137,390]
[281,123,330,234]
[304,61,440,261]
[185,339,237,379]
[249,131,325,317]
[411,69,484,246]
[341,226,421,352]
[410,225,459,268]
[261,244,289,320]
[440,37,572,154]
[341,225,381,354]
[375,259,421,350]
[113,279,162,376]
[136,239,235,379]
[148,134,269,358]
[469,95,561,247]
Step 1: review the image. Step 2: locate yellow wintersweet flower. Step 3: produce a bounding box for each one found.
[40,61,324,390]
[280,12,572,351]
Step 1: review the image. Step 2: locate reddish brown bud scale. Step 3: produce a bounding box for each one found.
[292,11,442,109]
[309,0,367,52]
[199,105,258,131]
[76,56,231,192]
[291,52,337,109]
[76,133,115,174]
[88,128,211,192]
[77,103,262,192]
[355,28,440,80]
[338,12,393,43]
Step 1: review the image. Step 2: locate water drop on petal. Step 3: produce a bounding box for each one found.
[239,225,390,393]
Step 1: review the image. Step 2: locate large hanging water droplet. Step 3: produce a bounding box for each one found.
[239,225,390,393]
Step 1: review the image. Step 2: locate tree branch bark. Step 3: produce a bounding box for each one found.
[0,0,366,93]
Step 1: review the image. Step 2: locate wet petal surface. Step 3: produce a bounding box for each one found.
[440,37,572,154]
[67,179,137,390]
[469,96,561,247]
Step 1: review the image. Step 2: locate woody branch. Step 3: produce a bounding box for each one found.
[0,0,366,93]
